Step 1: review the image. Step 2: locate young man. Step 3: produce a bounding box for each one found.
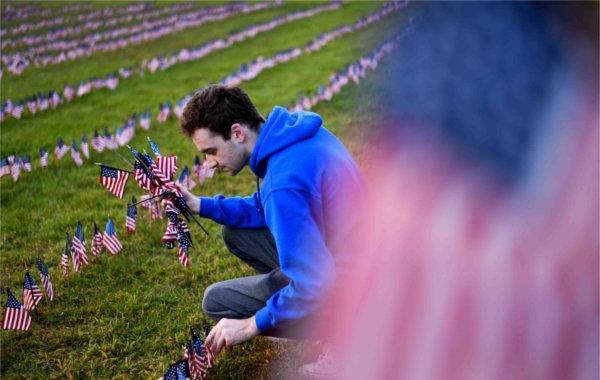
[179,85,364,365]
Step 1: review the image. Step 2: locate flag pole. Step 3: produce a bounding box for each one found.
[129,191,173,207]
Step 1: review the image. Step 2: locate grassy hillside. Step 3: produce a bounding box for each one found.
[0,1,410,377]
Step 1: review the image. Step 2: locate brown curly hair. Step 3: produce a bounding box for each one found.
[180,85,265,140]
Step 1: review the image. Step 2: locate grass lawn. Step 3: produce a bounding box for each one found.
[0,2,410,377]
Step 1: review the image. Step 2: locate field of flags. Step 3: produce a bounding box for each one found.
[1,1,411,377]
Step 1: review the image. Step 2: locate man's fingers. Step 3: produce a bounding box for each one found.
[206,325,216,347]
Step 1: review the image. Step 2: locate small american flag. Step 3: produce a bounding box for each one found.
[37,258,54,301]
[177,166,196,190]
[155,155,178,180]
[92,129,105,152]
[23,271,43,312]
[10,157,21,182]
[71,140,83,166]
[148,137,161,157]
[39,148,48,168]
[21,155,32,172]
[55,138,69,160]
[91,222,103,257]
[185,341,205,379]
[1,288,31,331]
[73,222,89,267]
[103,218,123,255]
[190,326,209,376]
[70,231,80,273]
[126,197,137,233]
[104,128,118,150]
[81,135,90,159]
[100,165,130,199]
[178,245,190,268]
[61,233,70,276]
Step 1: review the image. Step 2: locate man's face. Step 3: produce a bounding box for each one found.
[191,127,248,176]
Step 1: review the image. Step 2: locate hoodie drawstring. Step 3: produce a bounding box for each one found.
[256,176,263,212]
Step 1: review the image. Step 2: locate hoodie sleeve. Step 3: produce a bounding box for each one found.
[199,192,266,228]
[254,188,335,332]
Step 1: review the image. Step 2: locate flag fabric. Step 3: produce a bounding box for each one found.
[70,230,81,273]
[178,245,190,268]
[92,129,105,152]
[10,157,21,182]
[61,233,70,275]
[185,341,205,379]
[103,218,123,254]
[37,258,54,301]
[73,221,89,267]
[133,150,156,191]
[126,198,137,233]
[91,222,103,257]
[104,128,118,150]
[55,138,69,160]
[140,110,151,130]
[162,359,189,380]
[23,271,43,312]
[39,148,49,167]
[190,326,209,376]
[148,137,161,157]
[177,166,196,190]
[71,140,83,166]
[21,155,32,172]
[0,157,9,177]
[194,156,215,183]
[99,165,130,199]
[81,134,90,159]
[2,288,31,331]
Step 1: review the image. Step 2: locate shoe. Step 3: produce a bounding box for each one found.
[297,344,340,378]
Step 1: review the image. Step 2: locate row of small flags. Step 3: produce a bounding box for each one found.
[1,114,140,181]
[61,219,122,276]
[2,259,53,331]
[161,325,216,380]
[0,1,339,123]
[2,1,279,77]
[0,154,32,182]
[289,20,414,113]
[218,1,404,90]
[2,203,168,332]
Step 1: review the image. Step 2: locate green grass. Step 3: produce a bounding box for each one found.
[0,2,411,377]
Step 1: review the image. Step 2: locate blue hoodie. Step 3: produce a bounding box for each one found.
[199,106,364,332]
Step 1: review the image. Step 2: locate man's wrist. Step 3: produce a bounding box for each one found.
[248,316,259,337]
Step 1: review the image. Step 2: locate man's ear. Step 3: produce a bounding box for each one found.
[231,123,245,142]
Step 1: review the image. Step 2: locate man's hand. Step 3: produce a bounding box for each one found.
[205,316,259,355]
[180,187,200,214]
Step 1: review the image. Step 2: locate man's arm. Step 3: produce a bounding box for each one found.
[181,187,266,228]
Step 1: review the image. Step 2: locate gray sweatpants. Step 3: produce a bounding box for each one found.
[202,226,289,324]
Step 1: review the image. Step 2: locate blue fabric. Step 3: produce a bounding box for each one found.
[200,106,364,332]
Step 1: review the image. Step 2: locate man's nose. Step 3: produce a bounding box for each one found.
[207,158,218,169]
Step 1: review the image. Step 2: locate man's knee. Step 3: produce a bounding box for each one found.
[202,283,226,320]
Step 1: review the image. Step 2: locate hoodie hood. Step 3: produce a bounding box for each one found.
[249,106,322,178]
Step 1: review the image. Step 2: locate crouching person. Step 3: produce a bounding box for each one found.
[179,85,365,376]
